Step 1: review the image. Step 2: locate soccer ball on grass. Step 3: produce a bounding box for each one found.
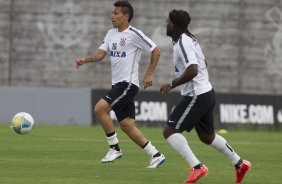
[11,112,34,135]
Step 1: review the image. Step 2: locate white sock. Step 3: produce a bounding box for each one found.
[167,133,201,168]
[210,134,240,165]
[106,132,118,146]
[143,141,159,157]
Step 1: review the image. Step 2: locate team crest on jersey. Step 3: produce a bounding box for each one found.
[119,38,127,46]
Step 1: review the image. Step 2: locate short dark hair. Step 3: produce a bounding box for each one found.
[114,1,134,22]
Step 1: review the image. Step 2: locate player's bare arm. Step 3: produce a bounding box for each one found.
[160,64,198,95]
[75,49,107,69]
[143,47,161,89]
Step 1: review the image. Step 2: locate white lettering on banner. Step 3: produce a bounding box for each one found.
[109,101,168,122]
[220,104,274,124]
[248,105,273,124]
[277,110,282,123]
[136,101,167,121]
[220,104,247,123]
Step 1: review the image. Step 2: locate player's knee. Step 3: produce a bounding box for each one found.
[94,103,105,117]
[163,126,177,139]
[163,129,168,139]
[119,118,134,132]
[94,99,110,117]
[198,133,215,145]
[120,122,129,132]
[94,104,100,116]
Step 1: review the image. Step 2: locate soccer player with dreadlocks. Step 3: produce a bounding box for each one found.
[160,9,251,183]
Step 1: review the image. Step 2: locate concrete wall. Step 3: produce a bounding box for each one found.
[0,86,92,124]
[0,0,282,94]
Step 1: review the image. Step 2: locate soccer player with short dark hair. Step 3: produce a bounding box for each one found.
[160,9,251,183]
[75,1,165,168]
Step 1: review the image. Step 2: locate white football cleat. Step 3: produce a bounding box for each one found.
[101,148,122,163]
[147,153,166,168]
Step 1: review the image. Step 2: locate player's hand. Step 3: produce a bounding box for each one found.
[143,74,153,89]
[160,84,172,95]
[75,57,86,69]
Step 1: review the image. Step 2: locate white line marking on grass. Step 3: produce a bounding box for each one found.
[50,138,168,144]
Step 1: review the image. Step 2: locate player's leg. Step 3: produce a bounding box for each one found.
[94,99,115,134]
[118,107,165,168]
[209,134,251,183]
[99,82,139,163]
[164,126,203,169]
[197,131,251,183]
[120,117,147,146]
[163,96,208,183]
[196,89,251,183]
[95,85,127,163]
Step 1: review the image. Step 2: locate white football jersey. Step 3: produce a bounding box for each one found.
[173,33,212,96]
[99,26,156,87]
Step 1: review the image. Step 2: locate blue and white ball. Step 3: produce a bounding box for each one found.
[11,112,34,135]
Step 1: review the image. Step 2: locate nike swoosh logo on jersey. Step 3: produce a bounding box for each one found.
[106,95,113,100]
[168,120,175,123]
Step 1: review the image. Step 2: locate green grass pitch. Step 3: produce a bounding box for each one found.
[1,123,281,184]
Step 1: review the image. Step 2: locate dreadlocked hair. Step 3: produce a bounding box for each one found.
[169,9,195,41]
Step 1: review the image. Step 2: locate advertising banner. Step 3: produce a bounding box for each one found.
[215,93,282,130]
[92,90,282,130]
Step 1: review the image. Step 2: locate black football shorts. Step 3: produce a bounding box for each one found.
[167,89,216,134]
[103,82,139,122]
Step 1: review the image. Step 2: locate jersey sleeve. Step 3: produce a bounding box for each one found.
[178,37,198,68]
[129,28,156,53]
[99,30,111,52]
